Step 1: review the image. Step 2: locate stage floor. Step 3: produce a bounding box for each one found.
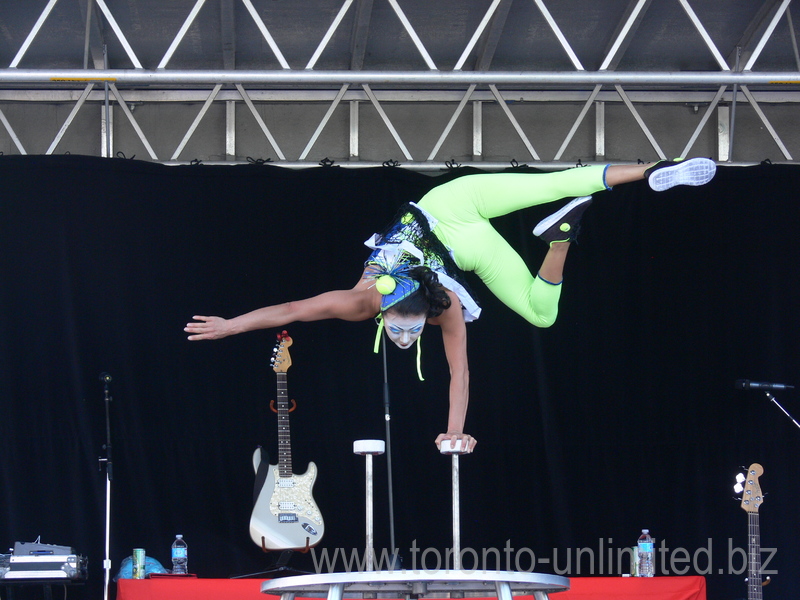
[117,574,706,600]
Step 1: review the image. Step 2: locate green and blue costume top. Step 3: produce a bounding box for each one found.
[364,202,482,321]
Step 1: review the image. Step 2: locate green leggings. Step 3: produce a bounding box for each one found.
[417,165,609,327]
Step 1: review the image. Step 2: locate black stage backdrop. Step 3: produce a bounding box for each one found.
[0,155,798,600]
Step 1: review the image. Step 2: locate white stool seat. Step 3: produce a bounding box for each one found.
[353,439,385,455]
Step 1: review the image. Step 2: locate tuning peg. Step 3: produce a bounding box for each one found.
[733,471,745,493]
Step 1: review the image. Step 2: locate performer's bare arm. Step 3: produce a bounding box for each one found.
[186,274,477,452]
[186,273,380,340]
[428,290,476,453]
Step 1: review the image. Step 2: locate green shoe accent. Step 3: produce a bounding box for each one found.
[533,196,593,245]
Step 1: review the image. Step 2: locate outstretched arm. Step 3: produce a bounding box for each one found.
[428,291,476,453]
[186,281,380,341]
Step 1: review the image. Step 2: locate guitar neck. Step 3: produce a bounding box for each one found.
[748,511,762,600]
[276,372,293,477]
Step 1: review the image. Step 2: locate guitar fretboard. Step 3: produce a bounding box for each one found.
[748,511,762,600]
[276,372,293,478]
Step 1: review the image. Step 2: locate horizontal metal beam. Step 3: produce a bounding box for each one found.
[1,89,798,104]
[2,69,800,86]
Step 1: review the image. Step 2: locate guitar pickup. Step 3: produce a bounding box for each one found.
[278,501,297,510]
[278,513,299,523]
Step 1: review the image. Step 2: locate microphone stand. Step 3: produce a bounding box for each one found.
[380,334,398,562]
[764,392,800,431]
[97,374,114,600]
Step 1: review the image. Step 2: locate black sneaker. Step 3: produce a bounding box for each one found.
[645,157,716,191]
[533,196,593,245]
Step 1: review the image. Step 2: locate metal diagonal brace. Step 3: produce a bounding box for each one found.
[362,84,413,161]
[428,84,477,161]
[109,83,159,160]
[241,0,291,69]
[158,0,209,69]
[489,84,539,161]
[47,83,95,154]
[678,0,730,70]
[615,84,665,159]
[300,84,350,160]
[533,0,584,70]
[9,0,60,68]
[554,85,602,161]
[744,0,793,71]
[739,85,793,160]
[171,84,223,161]
[454,0,504,71]
[236,84,286,160]
[93,0,143,68]
[386,0,437,70]
[0,108,26,154]
[680,86,727,159]
[306,0,355,70]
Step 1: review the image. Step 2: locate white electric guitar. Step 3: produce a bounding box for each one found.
[249,332,325,551]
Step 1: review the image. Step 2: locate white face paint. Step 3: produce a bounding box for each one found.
[382,312,426,349]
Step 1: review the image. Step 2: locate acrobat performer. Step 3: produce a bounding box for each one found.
[186,158,716,453]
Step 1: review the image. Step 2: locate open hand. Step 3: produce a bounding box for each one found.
[435,432,476,454]
[185,315,231,341]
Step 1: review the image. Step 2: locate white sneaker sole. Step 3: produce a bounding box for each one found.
[533,196,593,237]
[648,157,716,191]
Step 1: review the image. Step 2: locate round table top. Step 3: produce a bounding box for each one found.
[261,570,570,597]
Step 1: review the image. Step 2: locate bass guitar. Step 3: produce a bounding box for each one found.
[735,463,769,599]
[249,331,324,551]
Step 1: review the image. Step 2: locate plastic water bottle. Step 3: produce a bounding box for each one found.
[171,535,188,575]
[637,529,655,577]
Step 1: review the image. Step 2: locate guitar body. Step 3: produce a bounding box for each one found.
[248,333,325,551]
[250,447,325,550]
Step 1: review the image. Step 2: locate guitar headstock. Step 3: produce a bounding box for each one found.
[734,463,764,513]
[271,330,293,373]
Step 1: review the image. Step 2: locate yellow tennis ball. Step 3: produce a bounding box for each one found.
[375,275,397,295]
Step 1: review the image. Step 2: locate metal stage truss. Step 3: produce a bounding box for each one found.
[1,0,799,169]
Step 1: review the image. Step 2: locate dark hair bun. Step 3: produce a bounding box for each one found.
[410,266,451,318]
[382,266,453,318]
